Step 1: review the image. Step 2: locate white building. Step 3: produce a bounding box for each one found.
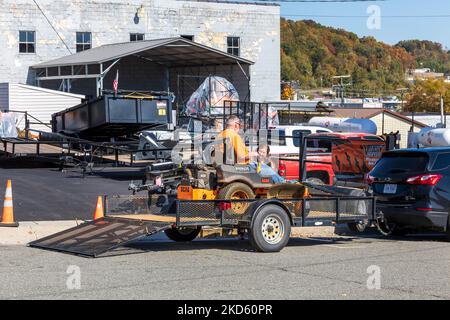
[0,83,84,132]
[0,0,280,102]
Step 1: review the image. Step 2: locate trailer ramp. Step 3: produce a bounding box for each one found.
[29,217,172,257]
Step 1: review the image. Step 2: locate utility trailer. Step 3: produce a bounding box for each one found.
[29,100,380,257]
[52,91,173,140]
[29,187,377,257]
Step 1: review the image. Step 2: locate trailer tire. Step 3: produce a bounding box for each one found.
[250,204,291,252]
[165,227,201,242]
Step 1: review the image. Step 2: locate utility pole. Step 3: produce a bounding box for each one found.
[396,87,408,111]
[332,75,351,108]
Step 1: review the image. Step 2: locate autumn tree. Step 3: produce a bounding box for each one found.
[281,83,295,100]
[404,79,450,113]
[280,18,416,92]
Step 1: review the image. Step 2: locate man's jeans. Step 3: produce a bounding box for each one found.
[250,162,285,184]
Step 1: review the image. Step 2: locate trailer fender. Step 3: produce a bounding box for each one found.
[246,200,294,227]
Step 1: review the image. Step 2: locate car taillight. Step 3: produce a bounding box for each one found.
[278,163,286,177]
[406,174,442,186]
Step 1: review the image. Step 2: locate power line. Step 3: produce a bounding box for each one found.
[32,0,72,54]
[283,14,450,18]
[257,0,385,2]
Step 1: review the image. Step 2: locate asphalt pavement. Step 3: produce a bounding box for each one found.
[1,233,449,299]
[0,164,143,221]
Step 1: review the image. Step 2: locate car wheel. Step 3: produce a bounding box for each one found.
[165,227,201,242]
[249,204,291,252]
[376,218,396,236]
[391,227,410,236]
[376,219,408,237]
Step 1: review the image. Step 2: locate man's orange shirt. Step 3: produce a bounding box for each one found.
[217,129,249,164]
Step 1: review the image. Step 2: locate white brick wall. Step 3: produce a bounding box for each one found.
[0,0,280,101]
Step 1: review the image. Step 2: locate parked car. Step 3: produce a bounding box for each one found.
[316,132,385,187]
[277,132,385,186]
[268,125,332,156]
[367,147,450,239]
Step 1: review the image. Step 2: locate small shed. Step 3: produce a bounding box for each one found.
[0,83,85,132]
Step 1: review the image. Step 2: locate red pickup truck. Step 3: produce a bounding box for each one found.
[277,132,385,186]
[278,153,334,185]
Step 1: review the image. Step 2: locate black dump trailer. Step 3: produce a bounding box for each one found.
[51,93,172,140]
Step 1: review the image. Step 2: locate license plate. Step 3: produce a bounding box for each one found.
[383,184,397,194]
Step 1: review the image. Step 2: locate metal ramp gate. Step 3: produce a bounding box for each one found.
[29,217,172,257]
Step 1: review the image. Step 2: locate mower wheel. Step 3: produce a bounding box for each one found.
[217,182,255,215]
[165,227,201,242]
[249,204,291,252]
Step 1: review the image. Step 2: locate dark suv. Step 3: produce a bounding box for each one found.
[368,148,450,239]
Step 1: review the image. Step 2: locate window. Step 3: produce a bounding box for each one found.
[76,32,91,52]
[227,36,240,56]
[180,35,194,41]
[130,33,145,41]
[19,31,35,53]
[370,153,429,177]
[432,153,450,170]
[292,130,311,148]
[268,130,286,146]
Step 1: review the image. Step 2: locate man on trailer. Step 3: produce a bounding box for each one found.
[217,116,285,183]
[216,115,249,164]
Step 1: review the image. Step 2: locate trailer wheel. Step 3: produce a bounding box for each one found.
[165,227,201,242]
[218,182,255,215]
[250,204,291,252]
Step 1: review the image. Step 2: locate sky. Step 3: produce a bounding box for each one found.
[279,0,450,49]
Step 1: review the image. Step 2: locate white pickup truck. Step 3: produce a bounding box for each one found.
[268,125,332,156]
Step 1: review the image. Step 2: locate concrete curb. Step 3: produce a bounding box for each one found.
[0,220,79,245]
[0,221,348,246]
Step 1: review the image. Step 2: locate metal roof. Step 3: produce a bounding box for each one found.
[32,37,254,69]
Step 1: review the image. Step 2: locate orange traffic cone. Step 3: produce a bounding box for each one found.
[0,180,19,227]
[93,196,104,220]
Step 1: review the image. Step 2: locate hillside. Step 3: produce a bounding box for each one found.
[281,18,427,92]
[396,40,450,74]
